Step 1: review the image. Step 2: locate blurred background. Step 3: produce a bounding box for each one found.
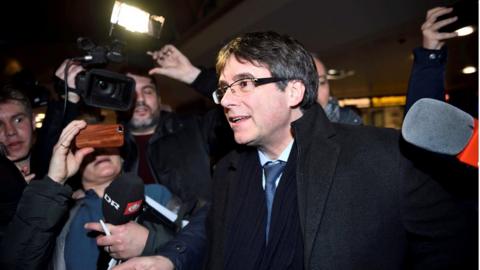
[0,0,477,128]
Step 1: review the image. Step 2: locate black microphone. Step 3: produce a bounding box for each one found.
[402,98,478,167]
[102,172,145,225]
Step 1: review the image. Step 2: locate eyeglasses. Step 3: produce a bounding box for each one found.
[212,77,288,104]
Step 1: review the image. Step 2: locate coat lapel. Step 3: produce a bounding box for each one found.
[292,105,341,266]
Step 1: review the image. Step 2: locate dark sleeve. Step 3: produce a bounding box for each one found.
[197,107,235,165]
[400,143,477,269]
[190,68,218,98]
[0,177,73,270]
[405,47,447,112]
[153,205,209,270]
[31,98,81,179]
[0,156,26,236]
[338,107,363,125]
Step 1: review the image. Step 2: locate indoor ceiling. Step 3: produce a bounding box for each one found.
[0,0,477,111]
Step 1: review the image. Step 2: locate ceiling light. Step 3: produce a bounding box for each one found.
[326,69,355,80]
[371,96,406,107]
[34,113,45,128]
[339,98,371,108]
[462,66,477,74]
[110,1,165,38]
[455,26,475,37]
[327,69,338,75]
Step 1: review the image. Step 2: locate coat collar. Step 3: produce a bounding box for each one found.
[292,105,341,265]
[224,105,341,265]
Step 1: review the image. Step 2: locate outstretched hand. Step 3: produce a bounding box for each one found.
[148,44,201,84]
[422,7,458,50]
[47,120,94,184]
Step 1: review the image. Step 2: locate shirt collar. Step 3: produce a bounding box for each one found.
[258,140,294,167]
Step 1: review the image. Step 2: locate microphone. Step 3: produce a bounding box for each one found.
[402,98,478,167]
[102,172,145,225]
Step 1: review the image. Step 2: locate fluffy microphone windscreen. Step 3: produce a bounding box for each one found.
[402,98,474,155]
[102,172,145,225]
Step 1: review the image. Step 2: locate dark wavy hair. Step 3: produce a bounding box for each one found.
[216,31,318,109]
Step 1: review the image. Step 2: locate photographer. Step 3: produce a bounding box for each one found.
[54,54,233,269]
[1,120,109,269]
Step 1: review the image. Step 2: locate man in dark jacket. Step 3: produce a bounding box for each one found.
[204,31,475,270]
[0,85,79,241]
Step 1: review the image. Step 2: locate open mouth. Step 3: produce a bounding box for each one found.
[135,105,150,113]
[229,116,250,123]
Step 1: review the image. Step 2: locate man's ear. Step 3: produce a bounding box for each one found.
[286,80,305,108]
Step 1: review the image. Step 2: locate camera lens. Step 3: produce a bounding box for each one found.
[96,80,114,95]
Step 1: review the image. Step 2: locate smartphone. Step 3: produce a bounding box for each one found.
[437,0,477,33]
[75,124,124,148]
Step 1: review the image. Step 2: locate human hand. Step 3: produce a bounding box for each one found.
[421,7,458,50]
[148,44,201,84]
[18,165,35,183]
[84,221,149,260]
[55,59,85,103]
[112,256,174,270]
[47,120,94,184]
[55,59,85,88]
[72,189,86,199]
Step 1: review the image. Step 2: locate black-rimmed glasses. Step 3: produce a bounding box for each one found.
[212,77,288,104]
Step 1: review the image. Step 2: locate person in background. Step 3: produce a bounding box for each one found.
[0,85,79,241]
[0,120,109,269]
[311,55,362,125]
[0,86,38,182]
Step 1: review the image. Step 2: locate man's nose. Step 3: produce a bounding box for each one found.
[220,88,237,108]
[4,122,17,136]
[135,90,144,102]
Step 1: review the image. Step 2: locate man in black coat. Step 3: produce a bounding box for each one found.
[205,31,476,270]
[0,85,79,241]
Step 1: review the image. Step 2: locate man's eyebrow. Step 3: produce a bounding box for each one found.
[11,112,28,119]
[232,73,254,81]
[218,73,255,86]
[142,84,156,90]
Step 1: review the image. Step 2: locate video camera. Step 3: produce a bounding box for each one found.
[70,37,135,111]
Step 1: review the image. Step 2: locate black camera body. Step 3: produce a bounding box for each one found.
[73,37,136,111]
[75,69,135,111]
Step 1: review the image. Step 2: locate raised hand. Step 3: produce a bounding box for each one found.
[47,120,94,184]
[421,7,458,50]
[148,44,201,84]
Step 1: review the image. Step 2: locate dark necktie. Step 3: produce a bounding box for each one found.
[264,160,286,242]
